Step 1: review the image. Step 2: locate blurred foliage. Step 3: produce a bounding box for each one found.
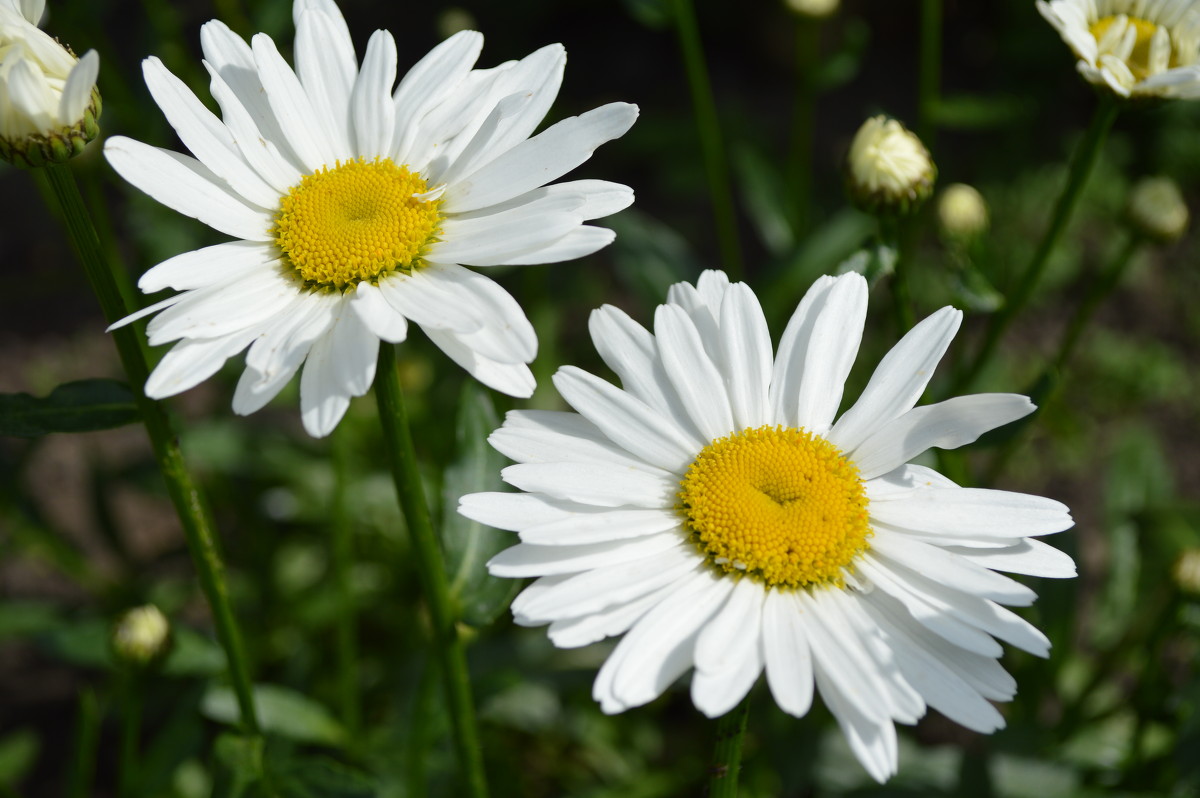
[1,0,1199,796]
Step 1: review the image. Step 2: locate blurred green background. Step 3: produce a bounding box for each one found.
[1,0,1199,796]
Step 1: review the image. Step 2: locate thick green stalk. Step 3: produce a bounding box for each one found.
[331,424,361,740]
[37,164,259,734]
[672,0,744,279]
[67,689,99,798]
[374,346,489,798]
[880,216,915,333]
[118,674,142,798]
[917,0,943,146]
[787,16,820,237]
[954,98,1119,394]
[707,699,750,798]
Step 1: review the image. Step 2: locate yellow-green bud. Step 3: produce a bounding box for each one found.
[937,183,989,240]
[112,605,172,668]
[1174,549,1200,595]
[1126,176,1188,244]
[846,115,936,216]
[0,1,101,167]
[785,0,839,19]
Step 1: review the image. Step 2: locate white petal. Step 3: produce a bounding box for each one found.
[422,327,536,397]
[852,394,1036,480]
[144,333,253,398]
[390,30,483,162]
[815,667,898,784]
[377,267,481,334]
[490,409,670,472]
[520,509,681,546]
[869,487,1073,540]
[459,491,588,532]
[298,300,372,437]
[762,589,814,717]
[141,56,278,209]
[501,462,676,508]
[294,5,356,159]
[945,539,1077,579]
[830,307,962,453]
[443,102,639,213]
[510,545,700,622]
[350,282,409,343]
[587,306,704,442]
[553,366,700,473]
[769,275,837,427]
[870,530,1039,605]
[144,266,297,346]
[251,32,335,171]
[549,580,679,649]
[487,532,683,578]
[204,62,303,193]
[482,225,616,266]
[427,210,582,267]
[599,570,732,713]
[791,273,867,433]
[654,304,735,441]
[690,636,763,718]
[243,292,337,379]
[694,577,765,674]
[138,241,277,293]
[104,137,273,241]
[719,283,774,430]
[352,29,398,158]
[60,49,98,125]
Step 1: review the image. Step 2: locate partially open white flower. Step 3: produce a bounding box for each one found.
[0,0,100,166]
[463,270,1075,783]
[1038,0,1200,100]
[1127,175,1189,242]
[847,116,935,215]
[937,183,989,240]
[105,0,637,437]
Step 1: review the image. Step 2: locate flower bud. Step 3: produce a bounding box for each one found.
[112,605,172,668]
[846,115,935,216]
[1175,549,1200,595]
[0,0,101,167]
[937,183,989,240]
[785,0,839,19]
[1126,175,1188,243]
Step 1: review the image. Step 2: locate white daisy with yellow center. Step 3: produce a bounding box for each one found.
[461,271,1075,783]
[1038,0,1200,99]
[105,0,637,437]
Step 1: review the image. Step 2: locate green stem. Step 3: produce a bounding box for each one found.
[118,674,142,798]
[707,699,749,798]
[36,163,259,735]
[374,346,488,798]
[67,688,99,798]
[954,98,1119,395]
[917,0,943,146]
[984,234,1142,483]
[672,0,744,280]
[331,424,361,740]
[787,16,820,237]
[881,216,915,333]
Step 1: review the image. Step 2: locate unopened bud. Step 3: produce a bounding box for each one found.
[1127,176,1188,243]
[937,183,989,240]
[1174,549,1200,595]
[847,115,935,216]
[0,1,101,167]
[785,0,839,19]
[112,605,172,668]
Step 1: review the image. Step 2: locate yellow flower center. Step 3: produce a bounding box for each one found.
[275,158,442,290]
[677,425,871,589]
[1089,15,1177,80]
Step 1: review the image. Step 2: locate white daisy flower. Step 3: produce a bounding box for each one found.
[1038,0,1200,99]
[461,271,1075,782]
[0,0,100,166]
[105,0,638,437]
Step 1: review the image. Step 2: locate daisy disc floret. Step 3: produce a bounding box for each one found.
[0,0,100,166]
[462,270,1076,783]
[104,0,638,437]
[1038,0,1200,100]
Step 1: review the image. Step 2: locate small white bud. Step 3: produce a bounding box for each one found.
[112,605,172,667]
[846,116,936,216]
[785,0,839,19]
[1127,176,1188,243]
[937,183,989,240]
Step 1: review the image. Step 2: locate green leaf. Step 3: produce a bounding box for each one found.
[734,144,795,256]
[0,379,139,437]
[162,626,227,677]
[202,684,345,747]
[0,601,61,639]
[41,618,113,670]
[442,382,519,628]
[0,729,38,785]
